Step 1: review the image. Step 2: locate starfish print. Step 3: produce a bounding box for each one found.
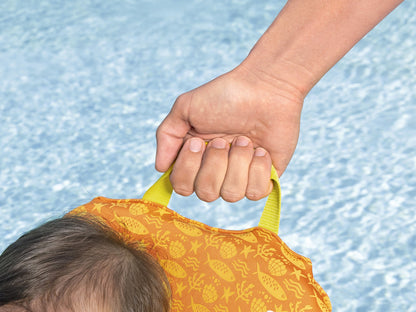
[190,240,203,255]
[221,286,235,304]
[240,244,255,259]
[291,267,306,281]
[175,282,187,297]
[154,207,170,217]
[92,203,103,213]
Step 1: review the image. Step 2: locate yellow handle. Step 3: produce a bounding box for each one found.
[142,166,281,234]
[142,166,174,207]
[258,167,281,234]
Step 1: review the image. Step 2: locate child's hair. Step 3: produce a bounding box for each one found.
[0,215,171,312]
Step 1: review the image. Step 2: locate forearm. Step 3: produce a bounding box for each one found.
[241,0,404,97]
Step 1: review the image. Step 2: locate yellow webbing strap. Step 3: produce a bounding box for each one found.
[142,166,281,234]
[258,166,281,234]
[142,166,174,207]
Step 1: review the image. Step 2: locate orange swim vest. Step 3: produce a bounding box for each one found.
[70,168,331,312]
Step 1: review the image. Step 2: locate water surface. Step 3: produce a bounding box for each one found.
[1,1,415,310]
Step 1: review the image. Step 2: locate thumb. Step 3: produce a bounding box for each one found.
[269,148,294,178]
[155,104,191,172]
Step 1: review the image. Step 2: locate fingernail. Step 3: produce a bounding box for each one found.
[235,136,250,147]
[254,147,266,157]
[189,139,203,152]
[211,139,227,149]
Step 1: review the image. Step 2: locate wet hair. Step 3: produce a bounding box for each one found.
[0,215,171,312]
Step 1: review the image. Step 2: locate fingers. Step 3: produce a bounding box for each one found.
[220,136,254,202]
[246,148,273,201]
[194,138,230,202]
[155,94,192,172]
[170,138,206,196]
[170,136,273,202]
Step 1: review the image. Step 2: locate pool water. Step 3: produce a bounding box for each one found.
[1,1,415,311]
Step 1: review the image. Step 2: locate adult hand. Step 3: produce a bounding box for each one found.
[156,64,304,202]
[156,0,403,202]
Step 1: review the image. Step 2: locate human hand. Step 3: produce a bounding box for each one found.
[169,136,273,202]
[156,64,304,201]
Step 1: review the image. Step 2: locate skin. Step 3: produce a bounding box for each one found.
[170,136,273,202]
[156,0,404,202]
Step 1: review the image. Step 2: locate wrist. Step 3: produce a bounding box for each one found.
[240,43,316,99]
[240,0,403,99]
[239,0,329,98]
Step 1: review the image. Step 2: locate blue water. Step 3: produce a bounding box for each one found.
[1,1,415,310]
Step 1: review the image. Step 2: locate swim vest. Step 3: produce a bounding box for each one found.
[70,168,331,312]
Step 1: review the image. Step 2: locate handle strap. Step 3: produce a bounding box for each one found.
[258,166,281,234]
[142,166,281,234]
[142,166,174,207]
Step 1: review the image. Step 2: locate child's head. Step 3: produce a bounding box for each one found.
[0,215,171,312]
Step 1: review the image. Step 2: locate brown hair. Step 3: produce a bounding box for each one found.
[0,215,170,312]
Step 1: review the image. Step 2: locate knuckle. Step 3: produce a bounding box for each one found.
[155,122,170,142]
[170,177,194,196]
[251,159,270,171]
[155,124,164,139]
[221,189,244,203]
[172,185,194,197]
[195,188,219,202]
[246,190,266,201]
[175,92,191,105]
